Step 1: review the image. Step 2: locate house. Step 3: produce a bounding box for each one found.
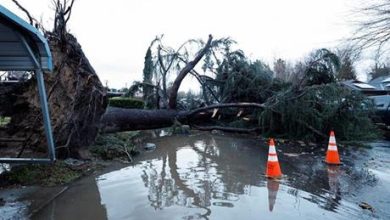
[341,80,390,125]
[340,79,388,96]
[369,76,390,91]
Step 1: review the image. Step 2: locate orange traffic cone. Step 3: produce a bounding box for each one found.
[267,179,280,212]
[266,138,282,178]
[325,131,341,165]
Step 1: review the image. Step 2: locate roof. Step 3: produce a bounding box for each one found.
[341,80,377,91]
[341,79,390,96]
[0,5,52,71]
[369,76,390,90]
[382,77,390,83]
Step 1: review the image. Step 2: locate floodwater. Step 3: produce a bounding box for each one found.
[3,133,390,219]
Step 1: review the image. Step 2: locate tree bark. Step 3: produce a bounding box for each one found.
[100,101,327,138]
[101,103,266,133]
[101,107,184,133]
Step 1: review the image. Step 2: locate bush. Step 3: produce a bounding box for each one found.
[89,132,140,160]
[109,97,144,109]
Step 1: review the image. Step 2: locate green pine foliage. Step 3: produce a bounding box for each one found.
[202,48,378,141]
[259,84,378,141]
[304,49,340,86]
[215,51,278,103]
[142,47,155,108]
[337,56,357,80]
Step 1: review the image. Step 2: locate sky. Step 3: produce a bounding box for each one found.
[0,0,375,89]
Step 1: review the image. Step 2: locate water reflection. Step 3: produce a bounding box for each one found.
[267,179,280,212]
[95,134,363,220]
[326,165,342,210]
[32,177,108,220]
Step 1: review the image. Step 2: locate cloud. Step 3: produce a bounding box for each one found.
[1,0,357,87]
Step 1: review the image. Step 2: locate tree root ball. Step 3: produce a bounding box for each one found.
[4,33,108,158]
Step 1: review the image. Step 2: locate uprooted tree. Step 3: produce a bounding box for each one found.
[1,0,107,157]
[0,0,379,159]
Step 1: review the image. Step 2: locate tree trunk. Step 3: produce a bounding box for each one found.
[101,107,184,133]
[168,35,213,109]
[100,102,327,138]
[101,103,266,133]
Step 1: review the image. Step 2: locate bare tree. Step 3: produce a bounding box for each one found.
[350,0,390,58]
[273,58,293,82]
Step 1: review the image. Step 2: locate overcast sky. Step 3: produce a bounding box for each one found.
[0,0,374,89]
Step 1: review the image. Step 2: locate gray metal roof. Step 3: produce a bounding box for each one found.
[369,76,390,90]
[340,80,377,91]
[0,5,52,71]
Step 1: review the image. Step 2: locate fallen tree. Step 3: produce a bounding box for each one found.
[1,0,107,157]
[0,1,380,160]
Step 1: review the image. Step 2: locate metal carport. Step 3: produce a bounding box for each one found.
[0,5,55,163]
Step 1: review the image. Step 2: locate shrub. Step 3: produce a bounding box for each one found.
[109,97,144,109]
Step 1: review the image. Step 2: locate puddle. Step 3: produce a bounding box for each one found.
[8,134,390,219]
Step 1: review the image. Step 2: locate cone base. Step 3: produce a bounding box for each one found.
[266,175,283,179]
[324,160,342,165]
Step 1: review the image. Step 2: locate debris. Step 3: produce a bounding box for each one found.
[144,143,156,151]
[359,202,374,212]
[284,153,300,157]
[212,108,218,118]
[236,109,243,117]
[64,158,85,167]
[211,130,224,135]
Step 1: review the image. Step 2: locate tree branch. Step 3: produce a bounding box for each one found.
[11,0,35,25]
[168,35,213,109]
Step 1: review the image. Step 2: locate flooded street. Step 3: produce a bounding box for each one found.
[4,133,390,219]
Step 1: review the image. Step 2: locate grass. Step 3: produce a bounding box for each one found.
[0,161,89,187]
[0,131,141,187]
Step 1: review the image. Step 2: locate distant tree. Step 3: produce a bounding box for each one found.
[143,47,153,85]
[334,48,357,81]
[337,56,357,80]
[289,61,306,86]
[142,47,155,108]
[369,63,390,79]
[273,58,294,82]
[120,87,129,93]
